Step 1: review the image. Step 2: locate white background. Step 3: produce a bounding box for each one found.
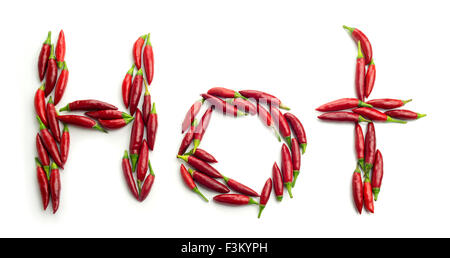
[0,0,448,237]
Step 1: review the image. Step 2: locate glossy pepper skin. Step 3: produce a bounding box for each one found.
[258,178,272,218]
[201,93,245,117]
[366,99,412,109]
[178,120,198,155]
[142,81,151,124]
[272,162,283,201]
[257,104,281,141]
[281,144,293,198]
[222,176,259,197]
[188,168,230,193]
[213,194,258,205]
[343,25,373,65]
[122,150,139,200]
[284,113,307,154]
[129,109,144,171]
[371,150,384,201]
[355,123,365,169]
[365,60,376,98]
[37,116,64,168]
[181,100,203,133]
[364,122,376,174]
[38,31,51,81]
[318,112,371,123]
[60,99,118,112]
[85,110,132,120]
[239,90,290,110]
[139,160,155,202]
[133,34,147,70]
[291,138,301,188]
[231,98,257,115]
[36,134,50,177]
[207,87,246,99]
[353,107,406,123]
[98,117,134,129]
[136,140,149,182]
[60,124,70,165]
[34,83,48,127]
[147,103,158,151]
[53,62,69,105]
[316,98,372,112]
[50,163,61,214]
[44,44,58,97]
[192,148,217,163]
[270,106,292,146]
[46,97,61,143]
[143,33,154,85]
[178,155,222,178]
[192,107,213,152]
[121,64,134,109]
[129,69,144,116]
[364,178,375,213]
[384,109,426,120]
[36,158,50,210]
[57,115,107,132]
[180,164,208,202]
[355,41,366,102]
[352,165,364,214]
[56,30,66,68]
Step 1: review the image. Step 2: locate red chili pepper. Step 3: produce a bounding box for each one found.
[44,44,58,97]
[257,103,281,141]
[353,107,407,123]
[384,109,426,120]
[239,90,290,110]
[49,162,61,214]
[343,25,373,65]
[178,119,198,155]
[142,81,151,124]
[213,194,258,205]
[355,41,366,101]
[147,103,158,151]
[181,99,203,134]
[281,144,293,198]
[192,148,217,163]
[129,109,144,171]
[85,110,133,120]
[57,115,107,133]
[371,150,384,201]
[366,98,412,109]
[355,123,365,169]
[59,99,118,112]
[136,140,149,182]
[365,60,376,98]
[139,160,155,202]
[121,64,134,109]
[56,30,66,69]
[291,138,301,188]
[201,93,245,117]
[318,112,371,123]
[53,61,69,105]
[364,122,376,174]
[46,97,61,143]
[143,33,154,85]
[363,178,374,213]
[129,69,144,116]
[284,113,307,154]
[352,164,364,214]
[36,116,64,168]
[258,178,272,218]
[34,83,48,127]
[35,158,50,210]
[316,98,372,112]
[98,117,134,129]
[222,176,259,197]
[270,106,292,146]
[178,155,222,178]
[122,150,139,200]
[188,168,230,193]
[36,133,50,177]
[38,31,51,81]
[60,124,70,165]
[272,162,283,201]
[231,98,257,115]
[207,87,247,99]
[180,164,208,202]
[192,107,213,152]
[133,34,147,70]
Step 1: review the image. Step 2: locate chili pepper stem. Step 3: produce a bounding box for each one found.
[234,92,248,100]
[130,154,138,172]
[177,155,189,163]
[193,187,209,202]
[258,205,265,219]
[272,126,281,142]
[284,136,292,148]
[192,140,200,153]
[276,196,283,202]
[386,116,407,124]
[300,143,307,154]
[93,123,108,133]
[403,99,413,105]
[248,197,258,205]
[137,180,142,195]
[285,182,293,198]
[359,101,373,108]
[417,113,427,119]
[292,171,300,188]
[359,116,372,123]
[45,31,52,44]
[358,159,365,171]
[342,25,354,34]
[279,103,290,111]
[373,188,380,201]
[44,166,50,180]
[59,104,70,112]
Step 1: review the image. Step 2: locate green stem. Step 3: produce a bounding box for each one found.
[417,113,427,119]
[122,112,133,119]
[292,171,300,188]
[127,64,135,75]
[123,150,129,160]
[248,197,258,205]
[386,116,407,124]
[49,44,55,59]
[373,188,380,201]
[130,154,138,172]
[59,104,70,112]
[192,139,200,153]
[272,126,281,142]
[284,136,292,148]
[300,143,307,155]
[258,205,265,219]
[177,155,189,163]
[44,31,51,45]
[137,180,142,195]
[342,25,354,34]
[148,159,155,176]
[279,103,290,111]
[285,182,293,198]
[357,41,364,59]
[276,195,283,202]
[93,123,108,133]
[358,116,371,123]
[124,116,135,124]
[36,115,46,130]
[193,187,208,202]
[151,103,156,114]
[234,92,248,100]
[359,100,373,108]
[402,99,412,105]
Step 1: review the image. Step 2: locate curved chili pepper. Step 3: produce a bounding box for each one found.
[316,98,372,112]
[34,83,48,127]
[363,178,374,213]
[53,61,69,105]
[239,90,290,110]
[384,109,426,120]
[59,99,118,112]
[272,162,283,201]
[38,31,51,81]
[213,194,258,205]
[258,178,272,218]
[352,164,363,214]
[50,162,61,214]
[207,87,246,99]
[281,144,293,198]
[188,168,230,193]
[192,148,217,163]
[284,113,307,154]
[44,44,58,97]
[57,115,107,133]
[366,99,412,109]
[133,34,147,69]
[60,124,70,165]
[56,30,66,69]
[365,59,376,98]
[136,140,149,183]
[257,104,281,141]
[364,122,376,174]
[36,133,50,177]
[355,123,365,170]
[143,33,154,85]
[181,99,204,133]
[129,69,144,116]
[122,150,139,200]
[291,138,301,188]
[121,64,134,109]
[35,158,50,210]
[180,164,208,202]
[343,25,373,65]
[37,116,63,168]
[231,98,257,115]
[192,107,213,152]
[201,93,245,117]
[270,106,291,146]
[222,176,259,197]
[142,81,151,124]
[46,97,61,143]
[85,110,133,120]
[318,112,371,123]
[129,109,144,171]
[98,117,134,129]
[147,103,158,151]
[353,107,407,123]
[139,160,155,202]
[178,155,222,178]
[178,119,198,155]
[355,41,366,101]
[371,150,383,201]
